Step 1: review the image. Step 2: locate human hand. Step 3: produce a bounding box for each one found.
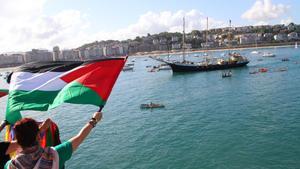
[93,112,102,122]
[39,118,52,132]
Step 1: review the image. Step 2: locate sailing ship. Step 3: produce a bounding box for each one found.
[163,18,249,73]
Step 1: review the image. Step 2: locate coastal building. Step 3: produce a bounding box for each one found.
[201,42,216,48]
[152,39,159,45]
[24,49,53,63]
[103,46,112,57]
[142,36,153,44]
[186,34,193,40]
[78,49,86,60]
[206,34,216,42]
[83,46,104,59]
[263,33,274,42]
[287,23,296,31]
[183,43,192,49]
[171,36,179,42]
[274,33,288,41]
[0,53,24,67]
[238,33,261,45]
[288,32,299,41]
[172,43,181,50]
[61,49,80,60]
[159,38,167,44]
[102,45,125,57]
[158,44,168,51]
[53,46,61,61]
[272,24,285,33]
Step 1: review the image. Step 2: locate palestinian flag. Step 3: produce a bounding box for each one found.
[6,57,127,124]
[0,89,8,97]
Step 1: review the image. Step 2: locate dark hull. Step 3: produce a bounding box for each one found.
[167,61,249,72]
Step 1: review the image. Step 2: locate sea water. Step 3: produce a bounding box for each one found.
[1,46,300,169]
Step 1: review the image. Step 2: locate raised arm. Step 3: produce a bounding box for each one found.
[69,112,102,152]
[6,141,19,155]
[39,118,52,133]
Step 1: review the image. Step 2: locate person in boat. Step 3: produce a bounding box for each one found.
[0,119,53,169]
[4,112,102,169]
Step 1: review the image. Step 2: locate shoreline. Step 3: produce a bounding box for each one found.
[0,42,298,68]
[132,42,298,57]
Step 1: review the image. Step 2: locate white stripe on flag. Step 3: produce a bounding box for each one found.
[10,72,67,91]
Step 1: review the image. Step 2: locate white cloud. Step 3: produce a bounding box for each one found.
[280,17,293,25]
[0,1,225,53]
[0,0,91,53]
[94,10,226,41]
[241,0,290,24]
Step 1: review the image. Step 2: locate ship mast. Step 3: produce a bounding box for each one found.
[205,17,209,63]
[182,17,186,62]
[229,19,232,48]
[206,17,208,46]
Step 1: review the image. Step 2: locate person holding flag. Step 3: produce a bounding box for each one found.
[1,57,126,168]
[0,119,52,169]
[4,111,102,169]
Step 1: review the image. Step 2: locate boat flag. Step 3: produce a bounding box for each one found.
[5,57,127,124]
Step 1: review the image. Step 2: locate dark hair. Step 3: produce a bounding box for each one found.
[14,118,39,148]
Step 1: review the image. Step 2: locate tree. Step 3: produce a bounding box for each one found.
[191,30,201,37]
[134,36,142,42]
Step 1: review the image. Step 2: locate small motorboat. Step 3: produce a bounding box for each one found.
[222,71,232,78]
[262,52,275,57]
[148,68,158,72]
[259,68,268,73]
[158,64,171,70]
[281,58,289,62]
[140,103,165,109]
[251,51,260,54]
[123,66,134,71]
[249,71,258,74]
[278,67,288,72]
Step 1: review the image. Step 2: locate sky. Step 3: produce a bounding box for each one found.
[0,0,299,53]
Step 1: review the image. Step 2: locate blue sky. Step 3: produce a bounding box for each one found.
[0,0,299,52]
[43,0,299,31]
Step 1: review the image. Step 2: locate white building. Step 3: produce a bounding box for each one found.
[53,46,63,61]
[88,47,104,59]
[0,53,24,66]
[24,49,53,63]
[288,32,299,40]
[172,43,181,50]
[238,33,260,45]
[274,33,288,41]
[171,36,179,42]
[153,39,159,45]
[62,49,80,61]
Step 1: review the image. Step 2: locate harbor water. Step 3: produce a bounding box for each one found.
[1,46,300,169]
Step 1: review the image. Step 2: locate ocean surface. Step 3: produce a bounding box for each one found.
[1,46,300,169]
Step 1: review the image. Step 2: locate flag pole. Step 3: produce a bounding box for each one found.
[98,106,104,112]
[0,120,8,133]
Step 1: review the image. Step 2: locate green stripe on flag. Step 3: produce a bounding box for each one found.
[50,81,106,109]
[8,90,59,112]
[6,81,105,124]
